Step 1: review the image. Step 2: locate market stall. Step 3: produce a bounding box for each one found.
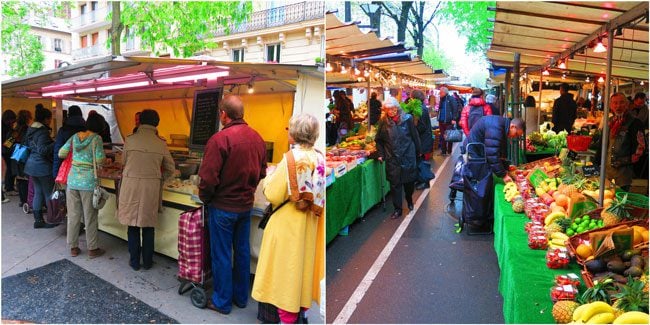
[1,56,324,276]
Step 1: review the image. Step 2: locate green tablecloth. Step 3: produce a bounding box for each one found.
[360,160,389,216]
[494,183,583,324]
[326,160,388,244]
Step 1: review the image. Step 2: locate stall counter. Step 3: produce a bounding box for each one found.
[97,176,269,274]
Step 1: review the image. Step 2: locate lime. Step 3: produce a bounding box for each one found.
[572,223,579,230]
[566,229,575,236]
[577,226,585,233]
[583,215,591,221]
[589,221,597,227]
[575,217,582,223]
[598,220,604,226]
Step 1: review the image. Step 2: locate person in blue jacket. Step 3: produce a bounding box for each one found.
[24,106,57,228]
[467,116,524,179]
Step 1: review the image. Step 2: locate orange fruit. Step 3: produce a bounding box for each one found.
[604,190,614,200]
[551,205,566,214]
[552,191,561,200]
[642,230,649,242]
[576,243,593,260]
[555,194,569,208]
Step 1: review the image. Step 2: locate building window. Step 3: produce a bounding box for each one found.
[266,43,281,63]
[54,38,62,52]
[81,35,88,48]
[80,4,86,15]
[124,27,135,51]
[233,48,244,62]
[91,32,99,45]
[91,1,98,11]
[35,35,42,46]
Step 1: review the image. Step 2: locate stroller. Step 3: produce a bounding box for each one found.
[449,143,494,235]
[22,176,35,214]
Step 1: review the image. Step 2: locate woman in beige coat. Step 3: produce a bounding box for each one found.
[118,110,175,271]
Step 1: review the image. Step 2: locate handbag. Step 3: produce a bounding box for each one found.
[417,160,435,183]
[258,200,290,230]
[45,183,67,224]
[444,125,463,143]
[55,139,73,184]
[10,143,30,163]
[91,142,109,210]
[3,136,15,149]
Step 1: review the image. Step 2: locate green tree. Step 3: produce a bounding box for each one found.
[2,1,68,77]
[422,43,453,71]
[116,1,253,57]
[438,1,495,54]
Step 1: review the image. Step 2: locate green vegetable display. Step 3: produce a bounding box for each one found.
[400,99,423,119]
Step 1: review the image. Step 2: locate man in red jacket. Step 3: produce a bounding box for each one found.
[198,94,267,315]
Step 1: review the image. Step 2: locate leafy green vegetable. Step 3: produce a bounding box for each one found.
[400,99,423,118]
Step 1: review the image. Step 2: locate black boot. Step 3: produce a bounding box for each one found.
[34,219,57,229]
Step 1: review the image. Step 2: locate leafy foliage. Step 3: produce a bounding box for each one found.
[422,43,453,71]
[117,1,253,57]
[438,1,495,54]
[400,99,423,118]
[1,1,68,77]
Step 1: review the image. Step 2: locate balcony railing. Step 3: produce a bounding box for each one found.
[72,43,110,60]
[71,6,109,30]
[213,1,324,37]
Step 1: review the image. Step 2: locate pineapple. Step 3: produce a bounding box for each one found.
[601,195,631,226]
[641,273,648,294]
[546,222,564,237]
[552,300,579,324]
[612,277,649,314]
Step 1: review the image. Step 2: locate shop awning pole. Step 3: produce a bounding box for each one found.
[367,76,371,127]
[538,71,544,129]
[513,53,521,165]
[598,31,614,207]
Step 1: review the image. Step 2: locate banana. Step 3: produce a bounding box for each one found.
[613,311,649,324]
[548,243,564,250]
[551,232,569,241]
[578,302,615,323]
[545,212,567,226]
[586,312,615,324]
[550,238,567,247]
[573,304,591,322]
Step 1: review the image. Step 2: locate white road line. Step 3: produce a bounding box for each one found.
[333,153,453,324]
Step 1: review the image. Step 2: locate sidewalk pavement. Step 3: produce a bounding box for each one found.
[1,198,323,324]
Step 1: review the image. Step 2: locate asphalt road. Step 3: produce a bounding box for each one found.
[326,145,505,324]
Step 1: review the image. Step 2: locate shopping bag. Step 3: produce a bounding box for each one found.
[444,126,463,143]
[45,184,66,224]
[92,185,109,210]
[10,143,30,163]
[449,155,465,191]
[55,150,73,184]
[417,160,435,183]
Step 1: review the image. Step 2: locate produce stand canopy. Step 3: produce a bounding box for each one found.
[2,56,319,99]
[487,1,649,81]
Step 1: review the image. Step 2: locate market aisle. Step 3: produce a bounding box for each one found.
[326,144,504,323]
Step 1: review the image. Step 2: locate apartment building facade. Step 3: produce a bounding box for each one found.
[208,1,325,65]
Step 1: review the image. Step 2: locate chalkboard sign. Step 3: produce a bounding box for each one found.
[582,165,600,177]
[568,150,578,160]
[189,88,222,149]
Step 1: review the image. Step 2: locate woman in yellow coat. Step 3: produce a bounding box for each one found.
[252,113,325,324]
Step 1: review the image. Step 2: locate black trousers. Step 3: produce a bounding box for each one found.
[2,155,15,191]
[390,181,415,211]
[16,178,28,205]
[127,226,154,268]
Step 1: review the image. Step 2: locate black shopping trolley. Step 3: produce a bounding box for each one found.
[457,143,494,235]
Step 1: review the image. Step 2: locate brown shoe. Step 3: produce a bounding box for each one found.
[70,247,81,257]
[88,248,105,259]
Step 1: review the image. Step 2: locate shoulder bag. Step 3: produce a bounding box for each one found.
[258,200,289,230]
[92,140,109,210]
[11,143,30,163]
[55,139,74,184]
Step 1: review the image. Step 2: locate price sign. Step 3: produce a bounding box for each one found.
[189,88,223,149]
[582,165,600,177]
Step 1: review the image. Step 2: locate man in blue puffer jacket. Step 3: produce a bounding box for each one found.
[467,116,524,179]
[52,105,86,178]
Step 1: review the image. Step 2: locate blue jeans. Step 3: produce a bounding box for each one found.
[32,175,54,222]
[208,206,251,313]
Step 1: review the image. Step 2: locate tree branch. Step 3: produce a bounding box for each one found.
[423,1,441,30]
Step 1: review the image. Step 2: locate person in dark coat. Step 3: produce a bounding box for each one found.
[334,90,353,133]
[52,105,86,178]
[375,97,421,219]
[12,110,32,207]
[411,90,433,190]
[467,116,524,179]
[552,83,577,133]
[2,109,17,195]
[24,107,57,229]
[88,110,112,143]
[604,92,646,191]
[369,92,382,126]
[437,87,460,155]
